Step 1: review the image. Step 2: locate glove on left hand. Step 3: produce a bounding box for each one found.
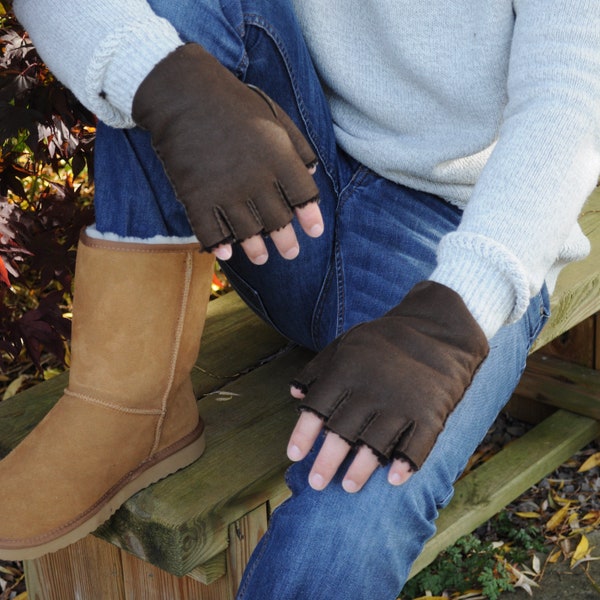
[292,281,490,470]
[132,44,319,251]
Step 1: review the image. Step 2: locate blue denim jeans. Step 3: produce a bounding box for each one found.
[93,1,551,598]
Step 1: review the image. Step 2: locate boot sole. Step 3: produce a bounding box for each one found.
[0,425,206,560]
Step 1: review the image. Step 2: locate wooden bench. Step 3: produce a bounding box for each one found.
[1,189,599,600]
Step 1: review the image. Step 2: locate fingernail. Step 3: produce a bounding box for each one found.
[213,246,232,260]
[309,472,325,490]
[253,253,268,265]
[342,479,359,493]
[283,245,299,260]
[288,444,303,461]
[309,223,324,237]
[389,472,403,486]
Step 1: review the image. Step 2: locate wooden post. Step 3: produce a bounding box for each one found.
[226,505,269,593]
[25,535,236,600]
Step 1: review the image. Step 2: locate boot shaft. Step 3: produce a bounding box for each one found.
[68,233,214,412]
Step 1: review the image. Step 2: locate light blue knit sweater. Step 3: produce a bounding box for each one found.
[14,0,600,339]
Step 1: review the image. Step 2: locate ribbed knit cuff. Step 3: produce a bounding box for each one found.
[429,232,531,340]
[86,16,183,128]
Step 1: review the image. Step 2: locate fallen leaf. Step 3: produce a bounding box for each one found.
[578,452,600,472]
[506,562,540,596]
[532,554,541,574]
[572,556,600,570]
[515,512,541,519]
[548,549,561,564]
[0,257,10,287]
[571,535,590,568]
[2,375,29,401]
[546,505,570,532]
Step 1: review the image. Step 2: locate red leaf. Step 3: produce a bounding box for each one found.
[0,256,10,287]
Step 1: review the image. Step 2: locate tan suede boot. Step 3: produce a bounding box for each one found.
[0,232,214,559]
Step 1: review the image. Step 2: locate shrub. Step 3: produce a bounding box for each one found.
[0,3,95,380]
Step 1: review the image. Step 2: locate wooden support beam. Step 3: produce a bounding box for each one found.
[410,409,600,578]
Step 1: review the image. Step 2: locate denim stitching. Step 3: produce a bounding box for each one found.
[310,165,371,346]
[243,14,340,197]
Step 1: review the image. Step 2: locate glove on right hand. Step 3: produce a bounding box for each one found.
[132,43,319,251]
[292,281,490,470]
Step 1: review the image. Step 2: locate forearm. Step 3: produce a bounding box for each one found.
[13,0,183,127]
[431,0,600,338]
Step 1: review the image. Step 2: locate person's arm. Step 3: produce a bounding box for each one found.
[430,0,600,339]
[13,0,323,259]
[289,0,600,492]
[13,0,182,128]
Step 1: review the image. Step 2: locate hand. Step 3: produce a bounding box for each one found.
[287,281,489,492]
[132,44,323,262]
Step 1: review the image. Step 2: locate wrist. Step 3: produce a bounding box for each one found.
[89,17,183,127]
[429,232,531,339]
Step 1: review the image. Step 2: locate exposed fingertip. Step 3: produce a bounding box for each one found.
[309,223,324,237]
[290,386,305,399]
[388,472,403,486]
[252,252,269,265]
[282,245,300,260]
[309,472,326,491]
[213,245,232,260]
[342,479,360,493]
[287,443,304,462]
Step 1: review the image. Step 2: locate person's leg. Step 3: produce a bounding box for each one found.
[4,0,348,559]
[236,171,551,600]
[86,3,551,598]
[93,0,355,349]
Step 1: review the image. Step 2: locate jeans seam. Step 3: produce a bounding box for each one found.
[334,167,371,337]
[310,166,371,346]
[242,14,340,197]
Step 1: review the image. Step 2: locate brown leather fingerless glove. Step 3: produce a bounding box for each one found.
[292,281,490,470]
[132,44,319,251]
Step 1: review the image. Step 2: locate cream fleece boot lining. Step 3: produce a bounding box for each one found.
[86,225,198,246]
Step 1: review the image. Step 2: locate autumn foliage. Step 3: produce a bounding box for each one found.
[0,4,95,377]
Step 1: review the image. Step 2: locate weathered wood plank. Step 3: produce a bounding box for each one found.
[119,547,233,600]
[539,315,597,368]
[514,353,600,419]
[226,505,269,592]
[24,535,126,600]
[187,552,227,586]
[192,291,290,395]
[409,409,600,578]
[26,534,235,600]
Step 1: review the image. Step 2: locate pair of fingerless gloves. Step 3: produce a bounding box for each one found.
[132,44,489,471]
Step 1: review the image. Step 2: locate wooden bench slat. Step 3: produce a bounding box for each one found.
[515,352,600,419]
[191,291,289,395]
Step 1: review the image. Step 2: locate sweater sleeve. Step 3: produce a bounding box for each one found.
[13,0,184,127]
[430,0,600,339]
